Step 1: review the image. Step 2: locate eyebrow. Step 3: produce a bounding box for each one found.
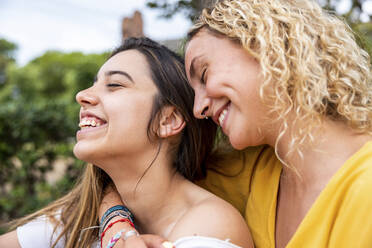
[189,55,203,79]
[93,70,135,84]
[105,70,134,83]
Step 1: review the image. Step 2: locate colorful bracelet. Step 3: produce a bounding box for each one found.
[99,210,134,237]
[105,229,126,248]
[100,219,134,248]
[104,229,139,248]
[100,205,133,225]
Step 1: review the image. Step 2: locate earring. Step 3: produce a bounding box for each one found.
[205,116,209,120]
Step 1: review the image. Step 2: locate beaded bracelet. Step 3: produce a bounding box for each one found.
[100,205,133,225]
[99,210,134,238]
[100,219,134,248]
[103,210,134,226]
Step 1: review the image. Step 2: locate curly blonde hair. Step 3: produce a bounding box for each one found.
[188,0,372,161]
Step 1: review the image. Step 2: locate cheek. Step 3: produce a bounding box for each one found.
[235,77,263,114]
[204,74,227,98]
[108,97,154,140]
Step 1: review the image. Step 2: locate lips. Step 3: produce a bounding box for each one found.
[218,108,228,126]
[79,111,107,130]
[79,117,105,128]
[213,101,231,127]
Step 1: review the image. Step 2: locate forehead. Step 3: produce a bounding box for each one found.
[185,30,241,70]
[185,30,217,61]
[185,32,211,76]
[98,49,151,79]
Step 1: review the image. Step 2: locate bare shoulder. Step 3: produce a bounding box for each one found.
[168,194,253,248]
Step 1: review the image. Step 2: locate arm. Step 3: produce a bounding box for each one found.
[0,230,22,248]
[0,215,64,248]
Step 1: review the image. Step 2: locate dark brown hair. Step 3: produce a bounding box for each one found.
[110,37,217,180]
[11,37,217,248]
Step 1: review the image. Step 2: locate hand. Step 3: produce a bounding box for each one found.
[102,224,173,248]
[98,186,174,248]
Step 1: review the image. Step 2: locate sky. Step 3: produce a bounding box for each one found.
[0,0,191,65]
[1,0,371,66]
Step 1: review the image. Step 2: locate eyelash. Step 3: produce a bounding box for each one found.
[201,69,207,85]
[107,83,123,88]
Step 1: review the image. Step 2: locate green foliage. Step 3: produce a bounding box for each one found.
[323,0,372,62]
[3,51,108,103]
[0,100,78,220]
[147,0,372,58]
[0,41,108,230]
[0,38,17,85]
[147,0,216,21]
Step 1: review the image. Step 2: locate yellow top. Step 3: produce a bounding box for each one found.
[198,142,372,247]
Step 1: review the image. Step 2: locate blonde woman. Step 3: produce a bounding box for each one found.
[131,0,372,247]
[0,37,253,248]
[184,0,372,247]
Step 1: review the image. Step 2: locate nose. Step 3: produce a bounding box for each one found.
[193,88,211,119]
[76,86,98,108]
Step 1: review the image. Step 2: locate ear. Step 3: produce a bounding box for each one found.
[157,106,186,138]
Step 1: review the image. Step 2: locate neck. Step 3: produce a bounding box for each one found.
[100,144,190,235]
[270,119,371,187]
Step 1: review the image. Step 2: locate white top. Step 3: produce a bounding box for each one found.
[17,218,241,248]
[17,216,66,248]
[174,236,242,248]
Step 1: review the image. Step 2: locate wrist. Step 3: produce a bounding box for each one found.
[99,205,135,246]
[99,186,124,219]
[100,217,135,248]
[100,205,134,226]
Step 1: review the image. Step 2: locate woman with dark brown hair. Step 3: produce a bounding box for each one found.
[0,37,253,248]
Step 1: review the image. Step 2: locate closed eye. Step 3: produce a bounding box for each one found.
[107,83,123,87]
[201,68,207,85]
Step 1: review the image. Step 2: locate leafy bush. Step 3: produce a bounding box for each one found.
[0,47,107,233]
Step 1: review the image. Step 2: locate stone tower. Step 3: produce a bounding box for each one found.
[122,10,144,41]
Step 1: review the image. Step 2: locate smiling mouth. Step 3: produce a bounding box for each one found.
[79,117,107,130]
[217,102,230,127]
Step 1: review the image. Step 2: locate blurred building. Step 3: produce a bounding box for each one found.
[122,10,144,41]
[121,11,182,52]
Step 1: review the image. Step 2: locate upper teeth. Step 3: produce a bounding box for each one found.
[218,109,228,126]
[79,118,102,128]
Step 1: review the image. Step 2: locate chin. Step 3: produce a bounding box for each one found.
[73,143,94,163]
[229,138,248,150]
[229,133,264,150]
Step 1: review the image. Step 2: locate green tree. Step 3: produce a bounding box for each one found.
[0,99,82,223]
[147,0,372,57]
[0,42,109,231]
[322,0,372,56]
[147,0,371,23]
[147,0,216,21]
[0,38,17,85]
[3,51,107,102]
